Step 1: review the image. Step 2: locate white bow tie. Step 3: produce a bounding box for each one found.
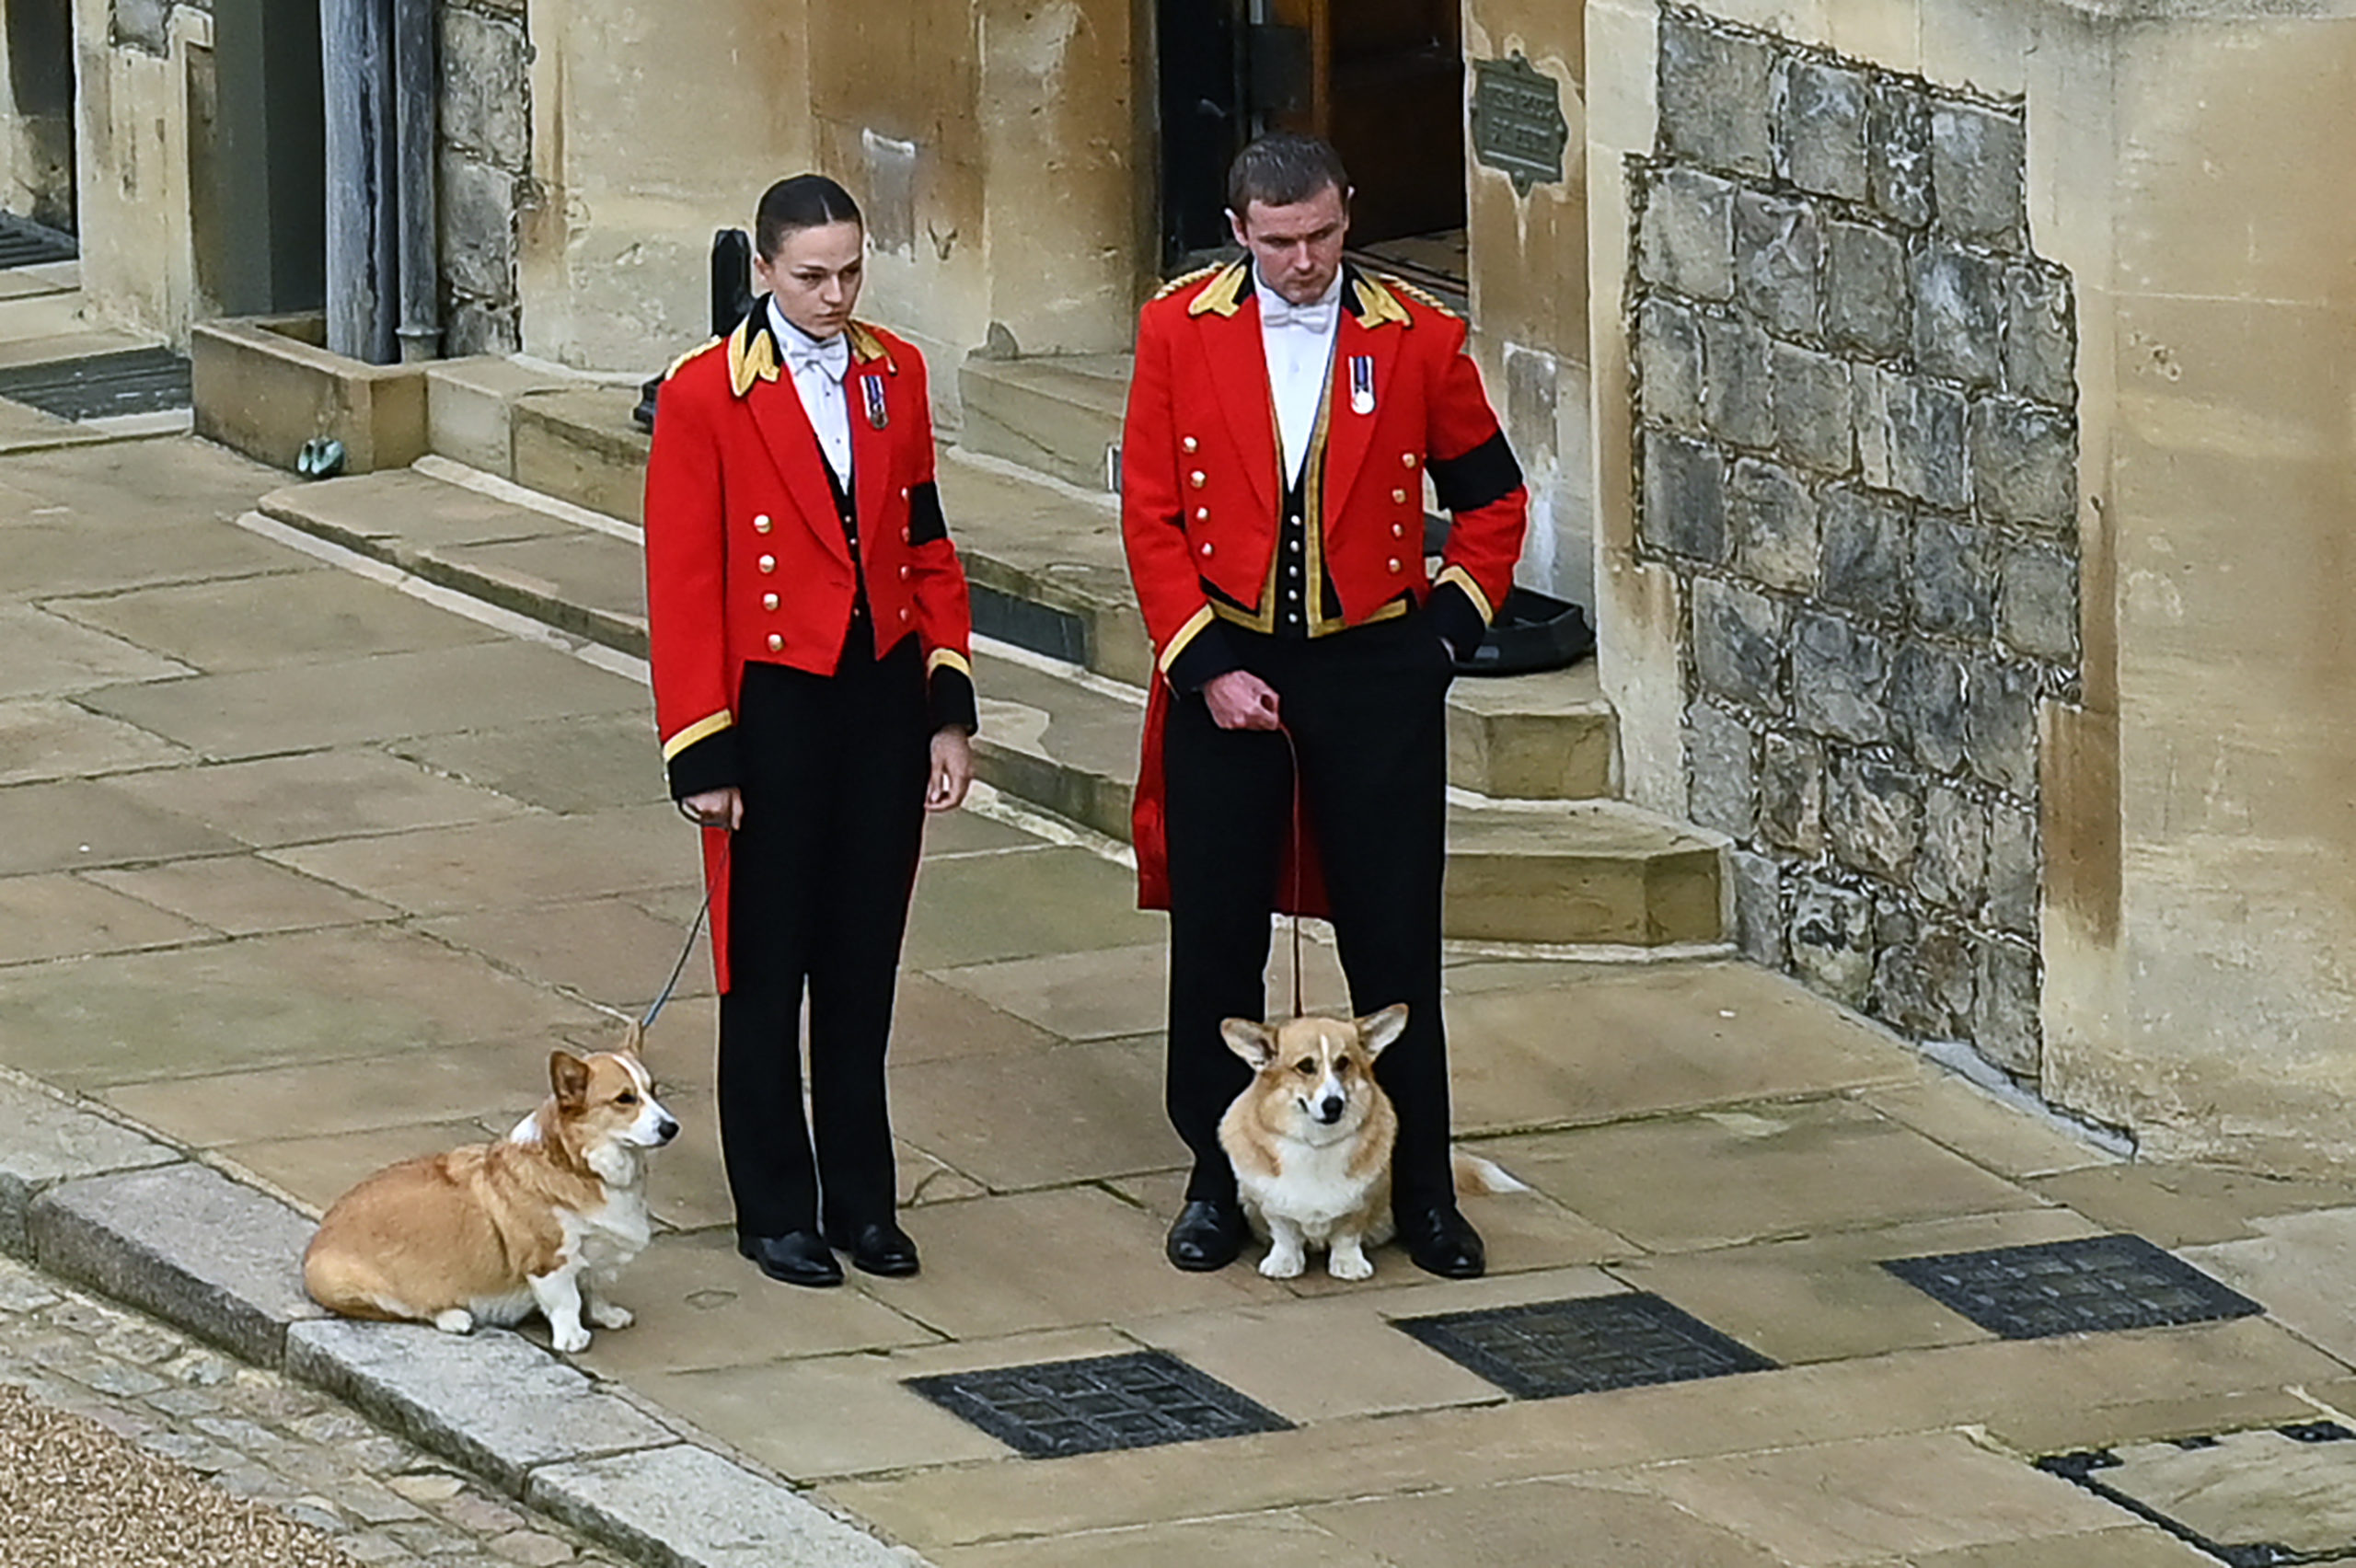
[786,334,849,381]
[1260,295,1338,334]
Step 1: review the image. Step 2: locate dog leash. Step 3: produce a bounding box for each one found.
[1276,721,1307,1021]
[641,824,729,1035]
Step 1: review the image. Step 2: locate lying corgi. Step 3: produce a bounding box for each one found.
[303,1035,677,1353]
[1218,1004,1526,1281]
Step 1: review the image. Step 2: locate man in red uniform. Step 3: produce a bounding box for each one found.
[1122,133,1528,1279]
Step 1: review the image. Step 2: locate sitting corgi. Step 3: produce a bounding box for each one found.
[303,1035,677,1353]
[1218,1004,1525,1281]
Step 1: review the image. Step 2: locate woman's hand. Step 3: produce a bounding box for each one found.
[927,730,974,813]
[681,787,743,830]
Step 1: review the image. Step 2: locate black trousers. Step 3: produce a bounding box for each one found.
[1163,610,1457,1215]
[717,634,930,1239]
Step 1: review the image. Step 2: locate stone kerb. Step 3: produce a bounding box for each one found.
[1630,5,2081,1080]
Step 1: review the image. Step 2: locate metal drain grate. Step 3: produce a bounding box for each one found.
[1394,1292,1777,1400]
[1880,1233,2263,1340]
[2038,1424,2356,1566]
[0,213,75,268]
[0,347,191,421]
[906,1351,1291,1458]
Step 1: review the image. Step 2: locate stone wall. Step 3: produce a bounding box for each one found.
[1627,4,2079,1081]
[439,0,527,354]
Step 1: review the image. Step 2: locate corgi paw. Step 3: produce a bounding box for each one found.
[1327,1250,1374,1282]
[551,1323,592,1354]
[585,1300,634,1330]
[431,1309,475,1335]
[1257,1249,1305,1279]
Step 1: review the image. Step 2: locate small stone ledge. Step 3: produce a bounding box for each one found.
[0,1074,179,1259]
[528,1445,923,1568]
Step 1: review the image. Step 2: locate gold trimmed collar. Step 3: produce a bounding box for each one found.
[1346,269,1414,330]
[1183,261,1412,329]
[1184,261,1253,318]
[727,306,897,398]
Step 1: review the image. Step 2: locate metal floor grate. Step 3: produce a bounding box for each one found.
[906,1351,1291,1458]
[1881,1233,2264,1340]
[0,347,191,421]
[2038,1424,2356,1567]
[0,213,75,268]
[1394,1292,1776,1400]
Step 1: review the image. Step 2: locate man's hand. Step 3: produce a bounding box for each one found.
[928,730,975,813]
[1204,670,1282,731]
[682,787,743,830]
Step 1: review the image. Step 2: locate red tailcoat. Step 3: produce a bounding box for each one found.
[644,313,975,991]
[1120,262,1529,909]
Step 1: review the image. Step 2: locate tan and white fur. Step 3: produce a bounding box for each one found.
[302,1037,677,1353]
[1218,1004,1527,1281]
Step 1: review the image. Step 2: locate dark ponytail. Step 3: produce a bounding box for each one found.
[755,175,863,260]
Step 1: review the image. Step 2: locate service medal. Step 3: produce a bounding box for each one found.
[1349,354,1375,416]
[861,375,890,431]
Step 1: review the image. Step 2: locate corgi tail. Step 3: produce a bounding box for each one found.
[1452,1151,1531,1196]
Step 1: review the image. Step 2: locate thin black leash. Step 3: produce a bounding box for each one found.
[641,818,729,1034]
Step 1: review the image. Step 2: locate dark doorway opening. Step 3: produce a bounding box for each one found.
[6,0,76,233]
[210,0,326,316]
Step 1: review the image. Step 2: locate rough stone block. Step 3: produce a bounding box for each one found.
[1910,514,1996,640]
[1760,729,1825,853]
[286,1320,676,1496]
[1965,657,2040,799]
[1970,396,2076,530]
[111,0,170,53]
[1931,99,2027,248]
[1884,377,1971,510]
[1973,937,2041,1078]
[1701,313,1773,449]
[1778,58,1868,201]
[1876,916,1976,1041]
[0,1079,178,1259]
[1867,79,1934,230]
[1914,246,2004,390]
[1729,849,1785,967]
[1999,540,2079,666]
[1818,486,1909,619]
[1825,221,1909,358]
[527,1444,917,1568]
[440,151,520,306]
[1728,457,1819,592]
[439,7,532,169]
[1893,641,1969,776]
[1827,752,1921,884]
[445,298,523,359]
[1918,783,1987,914]
[1986,800,2040,936]
[1790,610,1890,744]
[1641,431,1727,563]
[29,1164,321,1366]
[1693,575,1785,712]
[2004,263,2076,409]
[1732,191,1820,339]
[1771,342,1854,475]
[1659,15,1774,176]
[1686,701,1757,838]
[1791,877,1875,1007]
[1637,296,1706,436]
[1638,167,1736,302]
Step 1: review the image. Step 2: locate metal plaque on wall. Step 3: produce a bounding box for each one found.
[1471,52,1570,196]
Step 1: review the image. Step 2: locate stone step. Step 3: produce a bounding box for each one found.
[954,352,1130,493]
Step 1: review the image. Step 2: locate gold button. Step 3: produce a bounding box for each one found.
[1402,453,1418,468]
[1388,558,1403,573]
[753,513,772,534]
[1195,507,1209,521]
[1199,542,1213,558]
[1182,435,1198,453]
[1392,524,1405,538]
[1392,489,1407,504]
[767,633,783,652]
[900,487,910,500]
[1189,470,1207,489]
[899,565,911,581]
[901,527,911,543]
[757,555,776,573]
[898,607,910,622]
[762,593,780,611]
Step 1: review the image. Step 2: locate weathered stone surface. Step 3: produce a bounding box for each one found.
[1970,397,2076,530]
[1966,658,2040,799]
[111,0,171,53]
[29,1164,321,1366]
[1825,221,1908,358]
[1771,342,1853,475]
[1818,486,1909,618]
[440,151,519,306]
[1693,576,1784,710]
[1658,14,1773,176]
[1892,641,1969,775]
[1974,937,2041,1077]
[286,1320,676,1495]
[1876,915,1976,1040]
[1919,783,1987,913]
[1701,313,1774,448]
[1759,729,1825,852]
[1828,752,1921,882]
[1686,701,1757,837]
[1732,191,1819,338]
[1638,167,1736,301]
[1791,878,1875,1006]
[447,297,523,358]
[1729,848,1785,966]
[1885,377,1970,510]
[527,1444,916,1568]
[2000,540,2079,665]
[1867,79,1934,230]
[2004,263,2075,409]
[1637,297,1706,436]
[1931,99,2027,247]
[1790,610,1889,744]
[1986,799,2040,936]
[0,1079,178,1258]
[1911,514,1996,640]
[440,7,532,169]
[1728,457,1819,591]
[1778,58,1868,201]
[1641,431,1727,563]
[1914,246,2004,390]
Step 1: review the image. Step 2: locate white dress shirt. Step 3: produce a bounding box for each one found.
[1254,271,1343,488]
[770,299,853,488]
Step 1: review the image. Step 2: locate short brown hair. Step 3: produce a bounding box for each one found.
[755,175,862,260]
[1226,133,1350,216]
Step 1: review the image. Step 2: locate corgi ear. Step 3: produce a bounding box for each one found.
[618,1019,646,1059]
[1220,1017,1276,1070]
[549,1050,593,1109]
[1356,1003,1410,1057]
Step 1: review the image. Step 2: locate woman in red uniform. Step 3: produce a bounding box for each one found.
[644,175,977,1288]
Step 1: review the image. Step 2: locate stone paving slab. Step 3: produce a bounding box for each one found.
[527,1442,923,1568]
[0,1072,179,1255]
[0,694,193,784]
[29,1160,321,1365]
[45,566,503,672]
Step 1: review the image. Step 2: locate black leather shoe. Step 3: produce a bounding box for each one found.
[1396,1204,1486,1279]
[1165,1199,1247,1272]
[826,1219,920,1277]
[737,1230,843,1288]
